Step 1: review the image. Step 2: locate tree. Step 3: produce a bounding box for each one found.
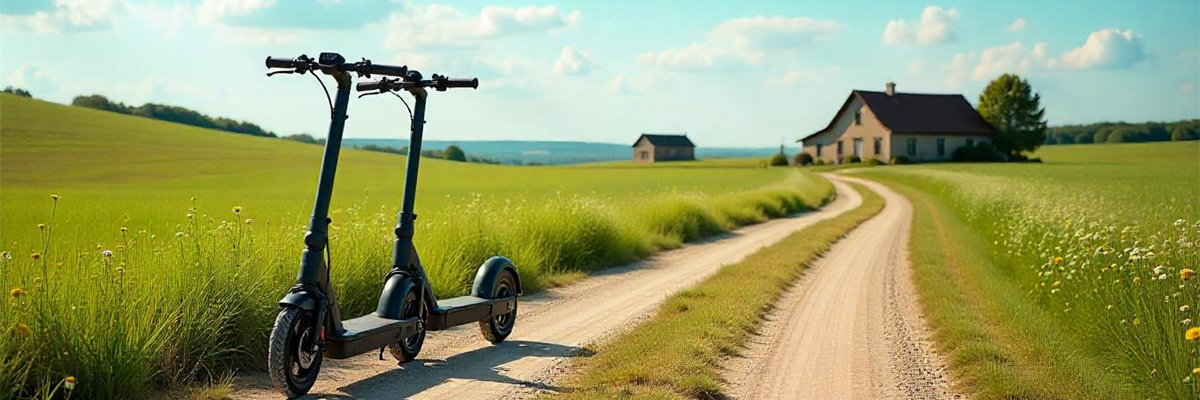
[444,145,467,162]
[977,74,1047,158]
[1093,129,1111,143]
[2,86,32,97]
[768,153,788,166]
[794,153,814,166]
[1172,126,1198,141]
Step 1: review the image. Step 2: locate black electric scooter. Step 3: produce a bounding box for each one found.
[264,53,521,398]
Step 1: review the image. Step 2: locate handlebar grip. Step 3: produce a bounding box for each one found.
[364,63,408,77]
[356,79,386,92]
[265,57,296,69]
[443,78,479,89]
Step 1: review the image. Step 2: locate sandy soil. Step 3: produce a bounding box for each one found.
[234,179,861,400]
[722,176,959,400]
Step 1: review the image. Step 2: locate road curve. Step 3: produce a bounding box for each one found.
[722,176,959,399]
[236,178,862,400]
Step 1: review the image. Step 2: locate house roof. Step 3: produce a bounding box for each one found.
[634,134,695,148]
[798,90,996,141]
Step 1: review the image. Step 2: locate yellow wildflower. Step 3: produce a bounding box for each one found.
[1052,281,1062,288]
[1182,269,1196,281]
[1187,327,1200,341]
[9,288,22,298]
[232,206,242,214]
[1054,256,1064,264]
[63,376,75,390]
[16,323,30,335]
[1193,367,1200,375]
[1133,317,1142,326]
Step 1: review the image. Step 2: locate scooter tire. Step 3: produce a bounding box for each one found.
[268,307,323,398]
[479,269,518,343]
[387,284,426,363]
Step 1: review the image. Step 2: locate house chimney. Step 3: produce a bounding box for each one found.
[886,82,896,96]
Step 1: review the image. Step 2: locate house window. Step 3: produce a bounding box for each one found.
[837,140,844,156]
[816,144,823,157]
[907,138,916,157]
[640,150,649,160]
[853,138,863,157]
[873,138,882,155]
[854,110,862,125]
[936,138,945,157]
[966,139,974,147]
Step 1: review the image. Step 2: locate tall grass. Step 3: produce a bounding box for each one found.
[0,171,831,399]
[859,161,1199,399]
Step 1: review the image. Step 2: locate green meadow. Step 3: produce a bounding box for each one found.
[0,94,832,399]
[857,141,1200,399]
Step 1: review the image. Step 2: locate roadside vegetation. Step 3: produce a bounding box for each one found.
[857,142,1199,399]
[556,183,883,399]
[0,94,833,399]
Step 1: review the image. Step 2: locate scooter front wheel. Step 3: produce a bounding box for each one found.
[268,307,323,398]
[387,283,426,363]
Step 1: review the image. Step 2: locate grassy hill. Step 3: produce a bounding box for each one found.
[0,93,831,399]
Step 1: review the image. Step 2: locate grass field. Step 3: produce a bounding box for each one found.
[0,94,832,399]
[856,141,1200,399]
[556,183,883,399]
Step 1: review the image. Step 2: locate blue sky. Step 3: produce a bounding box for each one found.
[2,0,1197,147]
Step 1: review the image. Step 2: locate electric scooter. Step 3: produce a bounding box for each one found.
[263,53,521,398]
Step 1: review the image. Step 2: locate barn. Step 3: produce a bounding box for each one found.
[632,133,696,162]
[797,83,996,164]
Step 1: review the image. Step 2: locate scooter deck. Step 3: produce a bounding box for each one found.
[427,295,514,331]
[325,314,419,359]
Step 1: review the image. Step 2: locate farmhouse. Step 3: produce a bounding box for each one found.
[632,133,696,162]
[798,83,995,163]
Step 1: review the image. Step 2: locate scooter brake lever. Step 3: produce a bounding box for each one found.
[266,70,297,77]
[357,91,383,99]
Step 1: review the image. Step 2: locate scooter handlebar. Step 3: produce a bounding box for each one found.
[355,78,394,92]
[265,56,306,69]
[438,77,478,89]
[362,63,408,78]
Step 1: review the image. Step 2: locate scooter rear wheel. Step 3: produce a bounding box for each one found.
[268,307,323,398]
[479,270,518,343]
[387,284,425,363]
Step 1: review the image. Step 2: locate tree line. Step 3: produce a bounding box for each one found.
[1045,119,1200,145]
[70,94,278,138]
[358,144,506,164]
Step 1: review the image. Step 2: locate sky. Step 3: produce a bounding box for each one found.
[2,0,1197,147]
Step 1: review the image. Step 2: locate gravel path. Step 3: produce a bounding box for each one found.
[234,179,860,400]
[722,176,960,400]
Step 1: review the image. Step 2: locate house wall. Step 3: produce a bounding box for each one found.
[633,140,655,162]
[800,98,892,164]
[889,134,991,161]
[654,146,694,161]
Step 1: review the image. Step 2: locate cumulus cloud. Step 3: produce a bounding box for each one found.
[553,45,593,76]
[943,28,1146,84]
[1055,29,1145,70]
[637,16,840,71]
[1007,18,1027,33]
[385,5,580,50]
[12,0,120,34]
[882,6,959,45]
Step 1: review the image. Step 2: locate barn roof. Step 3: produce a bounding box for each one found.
[798,90,996,141]
[634,134,695,148]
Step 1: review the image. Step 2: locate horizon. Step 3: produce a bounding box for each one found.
[3,0,1197,147]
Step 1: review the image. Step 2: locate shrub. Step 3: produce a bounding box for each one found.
[814,159,826,166]
[890,156,912,165]
[975,141,1002,161]
[952,145,980,161]
[863,158,883,166]
[1008,153,1030,162]
[444,145,467,162]
[841,155,861,165]
[794,153,814,166]
[768,153,789,167]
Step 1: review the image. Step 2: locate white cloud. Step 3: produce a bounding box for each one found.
[552,45,593,76]
[4,64,63,96]
[908,58,924,72]
[1007,18,1027,33]
[196,0,276,24]
[606,73,657,94]
[776,65,839,86]
[882,6,959,45]
[1055,29,1145,70]
[384,5,580,50]
[638,16,840,71]
[1180,82,1195,93]
[17,0,120,34]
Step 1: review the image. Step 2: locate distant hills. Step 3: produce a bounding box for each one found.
[343,138,798,165]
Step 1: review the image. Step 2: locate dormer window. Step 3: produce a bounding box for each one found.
[854,110,862,125]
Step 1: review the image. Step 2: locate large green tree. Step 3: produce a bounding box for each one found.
[444,145,467,162]
[977,74,1047,158]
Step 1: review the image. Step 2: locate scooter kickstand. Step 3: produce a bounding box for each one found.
[378,346,386,361]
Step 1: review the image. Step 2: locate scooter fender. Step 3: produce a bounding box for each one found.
[375,273,417,319]
[278,290,318,311]
[470,256,522,298]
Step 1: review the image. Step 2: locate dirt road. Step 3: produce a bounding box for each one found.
[722,177,958,399]
[237,179,861,399]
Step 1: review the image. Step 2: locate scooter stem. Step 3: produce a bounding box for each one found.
[299,72,352,285]
[394,88,427,242]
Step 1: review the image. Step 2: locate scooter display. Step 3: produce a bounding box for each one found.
[263,52,521,398]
